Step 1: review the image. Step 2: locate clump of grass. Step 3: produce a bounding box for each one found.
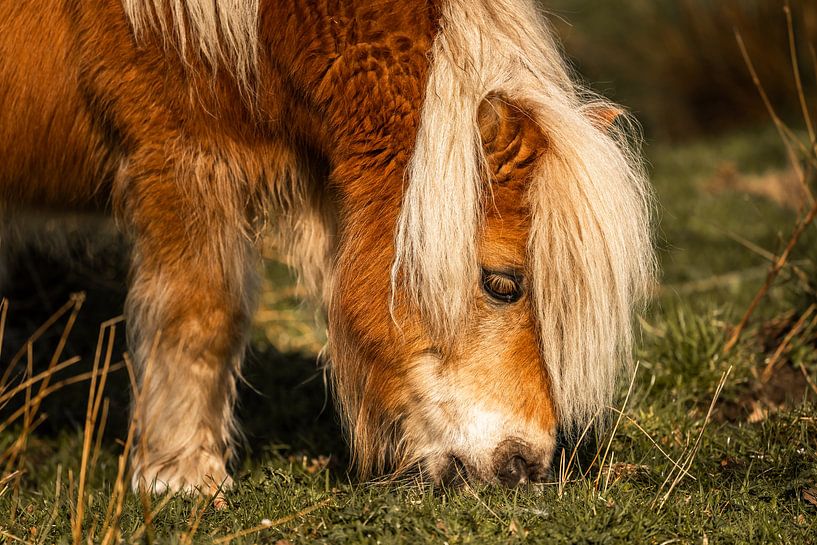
[2,282,817,542]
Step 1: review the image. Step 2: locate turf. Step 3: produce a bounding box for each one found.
[1,126,816,543]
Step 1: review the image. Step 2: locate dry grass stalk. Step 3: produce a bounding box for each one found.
[11,343,34,495]
[0,360,123,438]
[0,295,83,388]
[724,18,817,354]
[462,477,506,526]
[606,407,694,482]
[799,361,817,396]
[785,3,817,156]
[0,297,8,361]
[180,496,209,545]
[0,529,33,545]
[653,366,732,510]
[131,492,174,542]
[0,356,83,407]
[90,397,110,480]
[28,295,86,413]
[556,406,601,498]
[99,343,159,545]
[1,296,88,491]
[724,201,817,354]
[212,497,334,545]
[0,469,20,489]
[761,303,817,382]
[35,465,63,545]
[736,28,816,188]
[594,361,640,492]
[72,317,120,544]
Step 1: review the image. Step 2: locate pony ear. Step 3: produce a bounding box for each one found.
[585,105,625,132]
[477,94,548,186]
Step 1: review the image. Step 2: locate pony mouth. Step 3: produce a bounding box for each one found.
[422,447,553,488]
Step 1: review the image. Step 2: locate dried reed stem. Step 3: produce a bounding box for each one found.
[0,356,82,406]
[606,407,694,481]
[90,397,110,479]
[594,361,639,491]
[0,529,32,545]
[557,405,602,498]
[180,496,209,545]
[799,361,817,396]
[73,318,119,544]
[213,497,333,544]
[130,493,174,542]
[0,298,8,361]
[0,296,81,388]
[735,32,809,190]
[785,2,816,152]
[725,14,817,353]
[653,367,731,510]
[36,465,63,545]
[99,339,159,545]
[723,201,817,353]
[1,296,87,479]
[761,303,816,382]
[0,362,123,437]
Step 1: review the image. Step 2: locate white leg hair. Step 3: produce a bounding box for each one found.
[124,138,335,494]
[127,240,258,495]
[124,146,262,495]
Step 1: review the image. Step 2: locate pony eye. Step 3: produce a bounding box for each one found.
[481,270,523,303]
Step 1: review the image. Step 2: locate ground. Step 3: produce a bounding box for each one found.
[1,126,816,544]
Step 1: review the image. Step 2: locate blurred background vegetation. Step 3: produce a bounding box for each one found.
[550,0,817,140]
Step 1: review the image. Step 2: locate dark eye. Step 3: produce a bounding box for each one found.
[481,269,523,303]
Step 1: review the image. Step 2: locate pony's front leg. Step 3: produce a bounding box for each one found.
[125,183,257,496]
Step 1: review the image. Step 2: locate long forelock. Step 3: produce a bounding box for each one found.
[393,0,655,427]
[122,0,259,87]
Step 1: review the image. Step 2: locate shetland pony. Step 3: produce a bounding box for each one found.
[0,0,654,493]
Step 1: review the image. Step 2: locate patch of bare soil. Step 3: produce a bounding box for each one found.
[718,309,817,423]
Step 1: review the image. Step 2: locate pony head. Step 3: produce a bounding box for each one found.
[326,0,655,485]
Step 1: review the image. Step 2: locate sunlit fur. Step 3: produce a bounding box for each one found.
[0,0,653,493]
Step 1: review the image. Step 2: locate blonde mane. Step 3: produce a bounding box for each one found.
[122,0,259,85]
[393,0,655,427]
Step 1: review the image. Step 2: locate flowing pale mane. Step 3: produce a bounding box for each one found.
[392,0,655,427]
[123,0,259,85]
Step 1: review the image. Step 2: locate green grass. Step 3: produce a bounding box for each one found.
[2,126,817,543]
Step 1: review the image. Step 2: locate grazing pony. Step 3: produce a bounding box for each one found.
[0,0,654,493]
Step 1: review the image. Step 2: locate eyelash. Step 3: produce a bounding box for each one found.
[481,269,524,303]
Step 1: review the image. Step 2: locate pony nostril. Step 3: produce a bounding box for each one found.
[493,439,549,486]
[497,454,530,487]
